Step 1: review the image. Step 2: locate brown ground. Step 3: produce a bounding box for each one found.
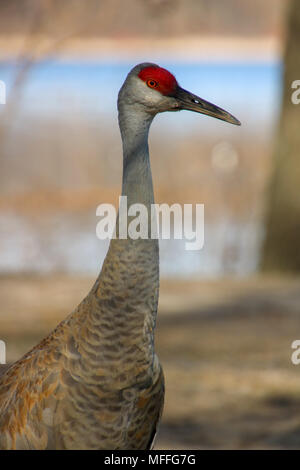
[1,274,300,449]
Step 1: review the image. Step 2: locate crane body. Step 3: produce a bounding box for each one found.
[0,63,239,449]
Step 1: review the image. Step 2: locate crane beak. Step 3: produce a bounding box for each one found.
[174,86,241,126]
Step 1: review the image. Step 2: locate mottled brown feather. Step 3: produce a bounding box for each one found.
[0,63,167,449]
[0,240,164,449]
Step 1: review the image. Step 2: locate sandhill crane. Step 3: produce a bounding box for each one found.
[0,63,240,450]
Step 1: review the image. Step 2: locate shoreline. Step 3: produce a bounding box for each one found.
[0,34,281,63]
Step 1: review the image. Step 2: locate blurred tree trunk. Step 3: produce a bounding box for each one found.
[261,0,300,272]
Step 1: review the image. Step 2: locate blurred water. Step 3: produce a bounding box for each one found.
[0,60,282,135]
[0,60,281,277]
[0,212,263,277]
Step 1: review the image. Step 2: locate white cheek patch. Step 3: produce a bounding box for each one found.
[134,77,164,106]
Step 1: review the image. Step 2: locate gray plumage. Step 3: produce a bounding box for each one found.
[0,63,240,449]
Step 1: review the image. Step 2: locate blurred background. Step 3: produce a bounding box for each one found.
[1,0,300,449]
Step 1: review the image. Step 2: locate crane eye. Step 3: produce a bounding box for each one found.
[147,79,158,89]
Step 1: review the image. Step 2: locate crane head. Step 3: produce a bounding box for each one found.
[118,63,241,126]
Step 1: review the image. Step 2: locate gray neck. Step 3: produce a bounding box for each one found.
[89,105,159,374]
[120,106,155,208]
